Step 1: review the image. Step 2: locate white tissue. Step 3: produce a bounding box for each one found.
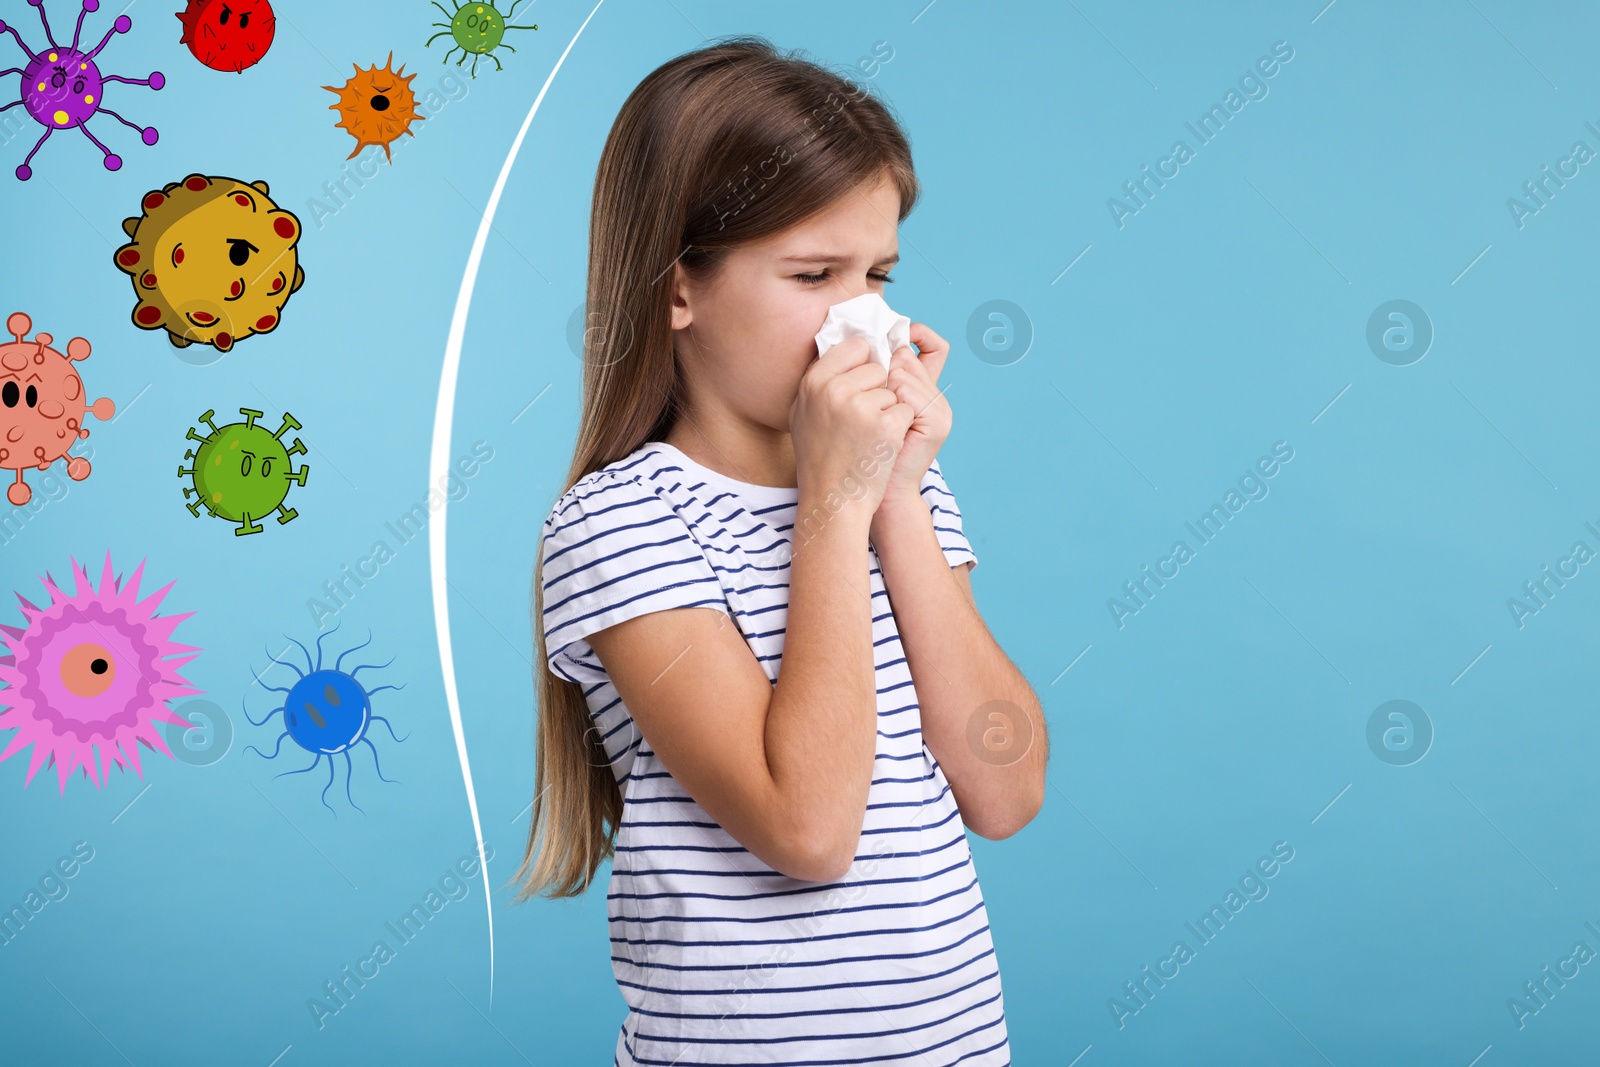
[813,292,911,371]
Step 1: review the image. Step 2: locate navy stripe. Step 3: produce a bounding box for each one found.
[635,991,1002,1046]
[619,945,998,999]
[611,876,982,929]
[608,855,975,906]
[545,544,713,616]
[625,967,997,1021]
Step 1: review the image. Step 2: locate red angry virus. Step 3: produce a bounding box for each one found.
[176,0,274,74]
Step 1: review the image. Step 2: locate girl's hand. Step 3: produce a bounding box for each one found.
[791,334,916,523]
[876,321,952,506]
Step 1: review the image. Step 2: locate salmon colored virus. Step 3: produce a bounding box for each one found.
[323,52,423,163]
[112,174,305,354]
[0,0,166,181]
[0,310,115,506]
[0,553,201,795]
[176,0,275,74]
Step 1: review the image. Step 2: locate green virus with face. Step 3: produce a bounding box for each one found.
[426,0,537,77]
[177,407,310,535]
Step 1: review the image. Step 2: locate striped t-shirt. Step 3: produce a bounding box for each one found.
[540,440,1010,1066]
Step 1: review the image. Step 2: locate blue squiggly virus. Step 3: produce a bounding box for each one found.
[244,624,407,814]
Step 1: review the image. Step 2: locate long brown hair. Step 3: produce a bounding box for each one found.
[508,35,921,902]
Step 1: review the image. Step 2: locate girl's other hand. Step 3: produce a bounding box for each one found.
[876,321,952,504]
[790,334,915,520]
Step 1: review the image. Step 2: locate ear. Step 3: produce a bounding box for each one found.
[252,180,271,196]
[667,260,693,332]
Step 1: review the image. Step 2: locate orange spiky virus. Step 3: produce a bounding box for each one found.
[323,52,424,163]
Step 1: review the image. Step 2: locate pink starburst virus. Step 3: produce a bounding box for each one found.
[0,553,202,794]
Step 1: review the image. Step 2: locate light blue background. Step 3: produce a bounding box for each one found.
[3,0,1598,1063]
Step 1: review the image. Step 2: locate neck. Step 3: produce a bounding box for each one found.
[663,414,797,489]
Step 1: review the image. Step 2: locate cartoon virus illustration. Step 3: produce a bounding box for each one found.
[0,553,201,795]
[1,311,115,506]
[426,1,537,78]
[176,0,275,74]
[0,0,165,181]
[113,174,305,354]
[244,624,406,814]
[177,406,309,535]
[323,52,424,163]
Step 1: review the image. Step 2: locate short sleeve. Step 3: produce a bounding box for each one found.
[540,474,731,684]
[920,459,977,571]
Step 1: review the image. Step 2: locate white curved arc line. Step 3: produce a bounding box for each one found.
[428,0,608,1007]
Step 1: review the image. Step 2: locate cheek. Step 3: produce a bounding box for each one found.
[763,304,827,391]
[768,290,833,361]
[709,319,806,417]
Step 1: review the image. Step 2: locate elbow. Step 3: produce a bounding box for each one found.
[769,808,860,883]
[790,828,859,883]
[966,811,1017,842]
[966,779,1046,842]
[973,703,1048,840]
[967,805,1035,842]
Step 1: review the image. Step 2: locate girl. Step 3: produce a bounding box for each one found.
[511,36,1048,1065]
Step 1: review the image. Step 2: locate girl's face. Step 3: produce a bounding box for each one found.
[670,170,902,435]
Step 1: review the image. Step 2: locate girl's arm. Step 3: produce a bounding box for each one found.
[586,339,913,883]
[870,491,1048,839]
[586,499,880,883]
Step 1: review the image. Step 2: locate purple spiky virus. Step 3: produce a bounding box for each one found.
[1,0,165,181]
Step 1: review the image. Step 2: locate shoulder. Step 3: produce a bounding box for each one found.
[539,444,728,682]
[540,443,685,542]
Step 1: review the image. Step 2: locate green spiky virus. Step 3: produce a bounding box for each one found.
[426,0,537,77]
[178,407,310,535]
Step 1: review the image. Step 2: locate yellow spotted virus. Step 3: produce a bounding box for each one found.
[112,174,305,354]
[324,52,424,163]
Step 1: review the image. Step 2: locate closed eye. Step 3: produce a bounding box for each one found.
[796,270,894,286]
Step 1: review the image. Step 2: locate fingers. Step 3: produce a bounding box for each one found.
[906,321,949,382]
[887,345,941,413]
[890,399,917,436]
[867,385,902,413]
[815,333,874,371]
[837,352,892,393]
